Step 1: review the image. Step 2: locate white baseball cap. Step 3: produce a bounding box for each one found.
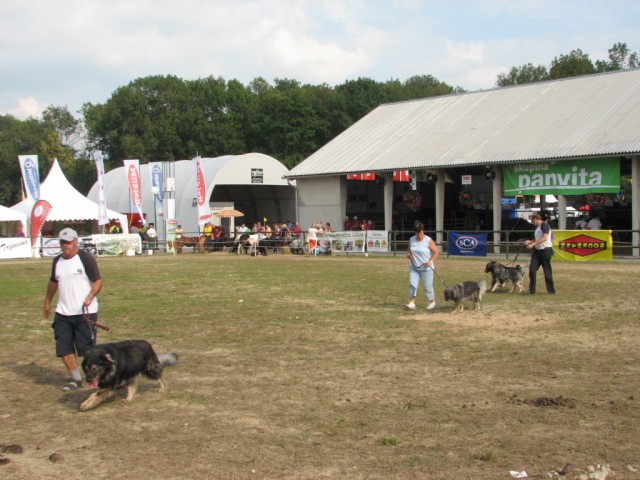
[59,228,78,242]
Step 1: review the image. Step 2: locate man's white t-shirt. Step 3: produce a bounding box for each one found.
[52,251,99,315]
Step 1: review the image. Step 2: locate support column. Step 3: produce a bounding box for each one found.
[558,195,568,230]
[434,169,445,246]
[632,156,639,257]
[383,171,394,232]
[492,167,503,254]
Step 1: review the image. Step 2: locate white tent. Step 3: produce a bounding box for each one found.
[88,153,295,237]
[11,159,128,233]
[0,204,26,237]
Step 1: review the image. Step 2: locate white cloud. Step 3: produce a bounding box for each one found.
[0,0,638,118]
[4,97,48,120]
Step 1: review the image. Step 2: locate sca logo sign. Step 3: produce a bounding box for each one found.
[558,234,607,257]
[455,236,479,250]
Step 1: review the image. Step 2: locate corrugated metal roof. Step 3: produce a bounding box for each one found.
[287,69,640,178]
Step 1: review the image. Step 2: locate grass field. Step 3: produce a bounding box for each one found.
[1,253,639,479]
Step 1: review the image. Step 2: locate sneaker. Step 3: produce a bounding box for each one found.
[426,301,436,310]
[62,379,84,391]
[405,302,416,310]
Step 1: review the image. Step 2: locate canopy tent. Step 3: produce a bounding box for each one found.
[88,153,295,238]
[0,204,27,237]
[11,159,128,234]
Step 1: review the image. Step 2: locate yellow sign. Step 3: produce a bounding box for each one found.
[553,230,613,261]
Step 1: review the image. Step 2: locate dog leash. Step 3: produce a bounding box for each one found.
[507,242,526,266]
[83,305,110,343]
[409,255,449,288]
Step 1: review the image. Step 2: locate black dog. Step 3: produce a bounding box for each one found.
[80,340,178,411]
[443,280,487,313]
[484,261,528,293]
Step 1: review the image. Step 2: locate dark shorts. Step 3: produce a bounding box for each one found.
[52,312,97,357]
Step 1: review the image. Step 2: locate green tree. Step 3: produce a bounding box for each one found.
[548,49,596,79]
[401,75,460,99]
[496,63,549,86]
[41,105,84,154]
[250,78,319,168]
[595,42,639,71]
[0,115,48,204]
[335,77,392,123]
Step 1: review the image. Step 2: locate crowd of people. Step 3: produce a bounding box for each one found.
[575,214,603,230]
[343,216,376,231]
[235,220,304,239]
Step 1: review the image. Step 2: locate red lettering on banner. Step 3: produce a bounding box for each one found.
[558,234,607,256]
[127,165,142,208]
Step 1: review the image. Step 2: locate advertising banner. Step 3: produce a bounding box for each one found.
[42,237,61,257]
[148,161,164,217]
[0,237,31,259]
[123,159,146,225]
[90,233,143,256]
[30,199,52,247]
[41,234,142,257]
[366,230,390,253]
[92,150,109,226]
[448,232,487,257]
[319,231,366,254]
[18,155,40,201]
[195,156,210,226]
[553,230,613,261]
[504,158,620,195]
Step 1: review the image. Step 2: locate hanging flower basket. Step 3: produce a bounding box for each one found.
[403,191,422,212]
[585,193,610,209]
[458,189,475,208]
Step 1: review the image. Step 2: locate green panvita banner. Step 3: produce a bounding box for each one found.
[503,158,620,195]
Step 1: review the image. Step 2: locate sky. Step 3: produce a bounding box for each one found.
[1,0,638,120]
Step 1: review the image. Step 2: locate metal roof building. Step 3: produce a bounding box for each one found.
[286,69,640,254]
[288,69,640,178]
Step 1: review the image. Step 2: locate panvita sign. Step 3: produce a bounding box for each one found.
[503,158,619,195]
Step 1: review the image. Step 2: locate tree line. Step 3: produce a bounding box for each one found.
[0,42,636,206]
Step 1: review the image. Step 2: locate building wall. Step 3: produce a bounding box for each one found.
[297,176,346,231]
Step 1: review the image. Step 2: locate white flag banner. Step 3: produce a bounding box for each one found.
[123,159,146,226]
[18,155,41,201]
[92,151,109,226]
[195,156,210,226]
[148,161,164,217]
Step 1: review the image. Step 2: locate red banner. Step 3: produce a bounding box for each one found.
[394,170,410,182]
[195,156,210,225]
[347,170,409,182]
[123,160,146,225]
[30,199,52,247]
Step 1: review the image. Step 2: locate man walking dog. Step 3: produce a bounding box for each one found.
[523,212,556,295]
[44,228,103,390]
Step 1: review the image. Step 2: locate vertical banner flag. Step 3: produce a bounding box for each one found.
[18,155,41,201]
[30,199,52,247]
[123,159,146,226]
[92,151,109,226]
[148,162,164,217]
[448,232,488,257]
[195,156,210,225]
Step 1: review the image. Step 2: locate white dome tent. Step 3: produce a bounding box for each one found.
[88,153,296,240]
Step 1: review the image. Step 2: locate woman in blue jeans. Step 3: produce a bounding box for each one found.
[405,222,440,310]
